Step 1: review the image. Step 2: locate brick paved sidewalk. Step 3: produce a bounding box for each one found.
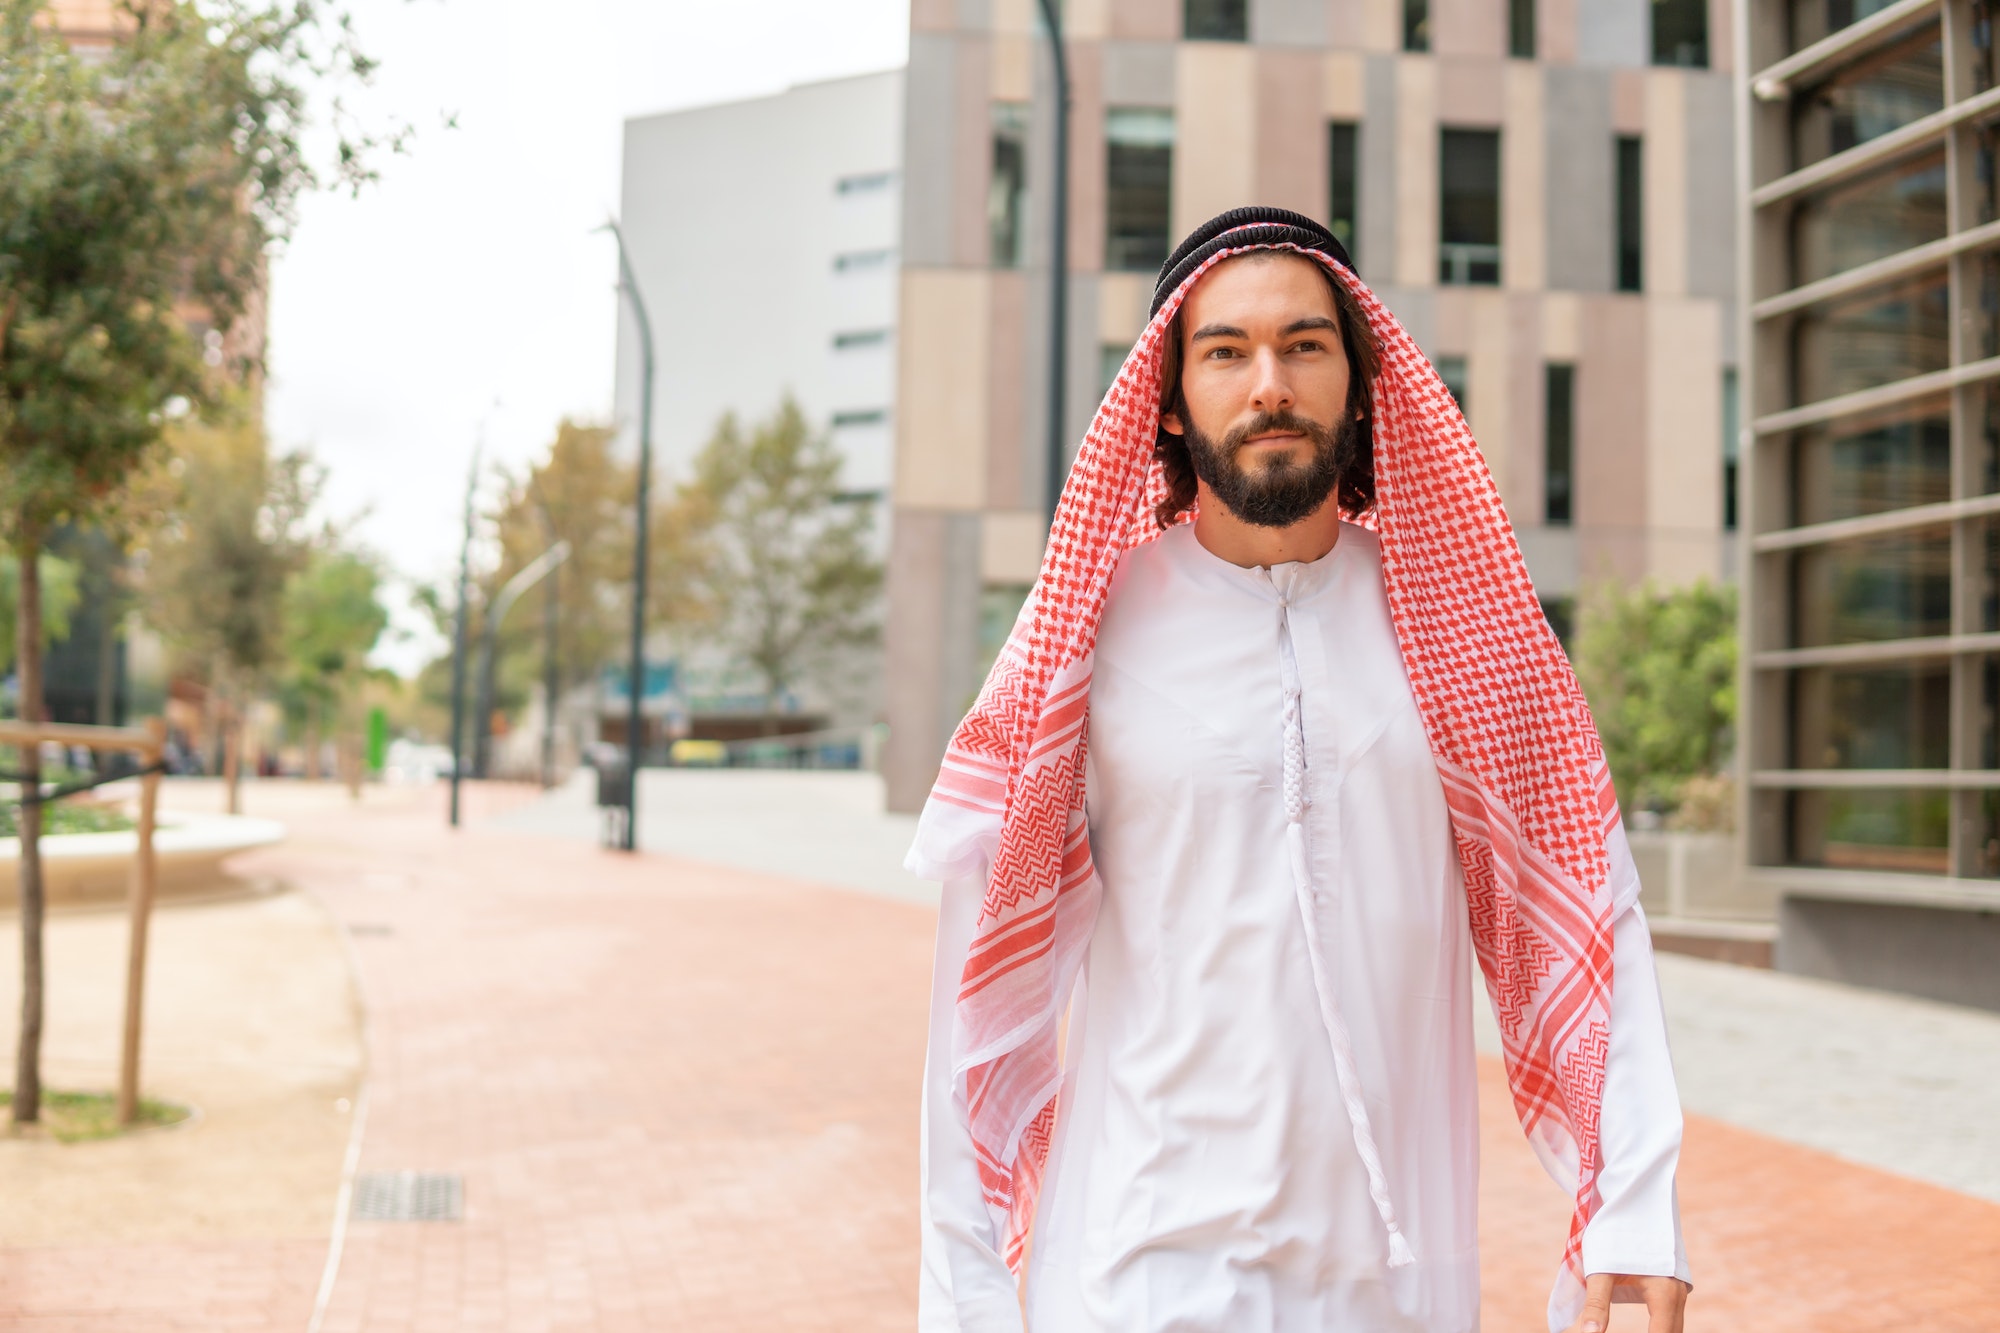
[11,779,1996,1330]
[293,784,931,1332]
[326,784,2000,1331]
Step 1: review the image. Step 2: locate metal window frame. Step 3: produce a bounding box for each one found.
[1740,0,2000,884]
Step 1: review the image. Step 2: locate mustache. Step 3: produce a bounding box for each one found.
[1221,410,1334,454]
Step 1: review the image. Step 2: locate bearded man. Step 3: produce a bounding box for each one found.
[909,208,1692,1333]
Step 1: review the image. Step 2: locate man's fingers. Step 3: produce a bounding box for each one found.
[1643,1277,1688,1333]
[1574,1272,1615,1333]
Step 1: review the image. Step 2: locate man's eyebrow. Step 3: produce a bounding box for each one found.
[1189,322,1248,342]
[1279,316,1341,338]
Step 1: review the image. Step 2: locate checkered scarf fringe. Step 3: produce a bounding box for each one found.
[910,241,1623,1322]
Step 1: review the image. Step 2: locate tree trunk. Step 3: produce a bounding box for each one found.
[222,687,242,815]
[306,696,322,781]
[93,596,116,727]
[14,531,45,1124]
[343,731,362,802]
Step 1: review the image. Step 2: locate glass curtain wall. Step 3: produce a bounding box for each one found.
[1746,2,2000,878]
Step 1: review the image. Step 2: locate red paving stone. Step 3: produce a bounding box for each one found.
[6,780,1998,1330]
[1476,1059,2000,1330]
[284,784,930,1332]
[0,1240,324,1330]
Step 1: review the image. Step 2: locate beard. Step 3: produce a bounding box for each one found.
[1183,407,1355,529]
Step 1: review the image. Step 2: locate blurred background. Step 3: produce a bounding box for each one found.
[2,2,1996,1330]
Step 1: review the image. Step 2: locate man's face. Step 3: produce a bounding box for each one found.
[1161,253,1357,528]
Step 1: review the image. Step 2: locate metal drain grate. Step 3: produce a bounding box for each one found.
[351,1171,462,1221]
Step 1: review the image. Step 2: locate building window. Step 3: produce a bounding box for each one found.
[1100,342,1131,400]
[1546,363,1574,526]
[1616,135,1644,292]
[1788,0,1929,52]
[1721,366,1739,531]
[1184,0,1247,41]
[1652,0,1708,68]
[1106,108,1174,274]
[833,248,896,273]
[1790,152,1946,286]
[832,408,890,428]
[1436,356,1469,418]
[836,170,896,195]
[1439,129,1501,285]
[1328,122,1359,262]
[1747,2,2000,885]
[1403,0,1429,52]
[832,329,892,350]
[1510,0,1536,58]
[1788,25,1942,170]
[990,103,1029,269]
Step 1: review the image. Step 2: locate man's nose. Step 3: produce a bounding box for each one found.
[1248,348,1295,415]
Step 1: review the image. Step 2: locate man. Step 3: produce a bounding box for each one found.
[910,208,1691,1333]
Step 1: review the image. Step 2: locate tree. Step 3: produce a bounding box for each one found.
[484,420,633,739]
[143,410,316,810]
[0,553,79,690]
[281,548,387,789]
[0,0,389,1123]
[678,399,882,723]
[1571,578,1737,822]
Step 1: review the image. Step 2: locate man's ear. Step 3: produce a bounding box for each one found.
[1160,410,1186,436]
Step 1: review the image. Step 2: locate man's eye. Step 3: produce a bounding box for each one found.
[1207,347,1238,360]
[1290,340,1324,353]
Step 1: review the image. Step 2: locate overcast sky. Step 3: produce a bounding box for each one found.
[265,0,910,674]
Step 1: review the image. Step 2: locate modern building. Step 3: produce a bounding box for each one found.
[611,71,905,734]
[1739,0,2000,1010]
[881,0,1742,810]
[613,70,906,500]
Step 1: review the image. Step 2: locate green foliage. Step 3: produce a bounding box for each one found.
[0,801,134,839]
[142,409,317,689]
[1571,578,1738,817]
[282,547,388,715]
[0,1088,188,1141]
[483,419,633,711]
[0,552,78,675]
[0,0,392,545]
[677,398,883,709]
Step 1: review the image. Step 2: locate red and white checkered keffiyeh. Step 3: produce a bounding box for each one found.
[909,227,1624,1324]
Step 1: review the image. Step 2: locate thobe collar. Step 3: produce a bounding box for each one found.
[1162,519,1354,606]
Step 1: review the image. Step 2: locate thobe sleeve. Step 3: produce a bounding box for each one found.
[919,868,1028,1333]
[1579,825,1692,1289]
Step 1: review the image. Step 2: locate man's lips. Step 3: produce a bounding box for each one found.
[1242,431,1306,447]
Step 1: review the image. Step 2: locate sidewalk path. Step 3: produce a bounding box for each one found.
[0,783,365,1331]
[491,769,927,904]
[8,775,1995,1330]
[293,783,930,1331]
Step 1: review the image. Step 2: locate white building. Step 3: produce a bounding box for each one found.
[613,69,905,500]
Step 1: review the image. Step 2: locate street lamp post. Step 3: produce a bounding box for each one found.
[1037,0,1071,521]
[603,220,655,852]
[472,541,572,779]
[540,528,561,789]
[447,438,483,828]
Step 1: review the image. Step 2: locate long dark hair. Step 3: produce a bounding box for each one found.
[1152,258,1381,530]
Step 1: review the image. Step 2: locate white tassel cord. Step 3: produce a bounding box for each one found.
[1278,612,1416,1271]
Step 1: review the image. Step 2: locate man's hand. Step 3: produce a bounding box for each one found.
[1565,1273,1688,1332]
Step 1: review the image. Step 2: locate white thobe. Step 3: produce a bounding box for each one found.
[917,522,1690,1333]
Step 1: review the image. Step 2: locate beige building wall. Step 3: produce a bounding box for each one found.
[896,270,992,511]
